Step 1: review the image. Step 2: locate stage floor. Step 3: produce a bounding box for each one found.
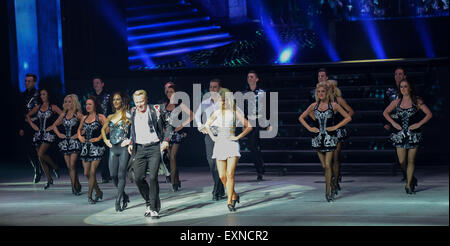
[0,163,448,226]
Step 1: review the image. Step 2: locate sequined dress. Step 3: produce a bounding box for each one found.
[311,102,338,152]
[80,114,105,161]
[32,105,56,147]
[57,114,82,154]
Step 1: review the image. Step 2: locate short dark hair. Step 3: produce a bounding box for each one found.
[317,68,328,76]
[210,78,222,87]
[248,70,259,78]
[25,73,37,82]
[394,67,406,76]
[91,75,104,83]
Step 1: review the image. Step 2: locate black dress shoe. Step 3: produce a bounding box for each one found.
[257,175,263,181]
[123,193,130,210]
[101,178,110,184]
[212,195,219,201]
[94,191,103,202]
[165,176,171,183]
[172,184,179,192]
[44,180,53,190]
[227,204,236,212]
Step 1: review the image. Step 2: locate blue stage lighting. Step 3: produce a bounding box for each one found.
[414,19,435,58]
[127,17,210,31]
[128,26,221,41]
[278,46,295,64]
[128,33,231,50]
[362,20,386,59]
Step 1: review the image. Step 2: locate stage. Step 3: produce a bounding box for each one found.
[0,162,447,226]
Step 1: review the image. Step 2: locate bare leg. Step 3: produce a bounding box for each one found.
[406,148,418,189]
[225,157,239,206]
[216,160,228,203]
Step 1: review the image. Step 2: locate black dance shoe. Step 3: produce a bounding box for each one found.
[172,184,179,192]
[165,175,171,183]
[412,177,418,192]
[213,195,219,201]
[232,194,240,207]
[257,175,263,181]
[115,199,123,212]
[53,169,60,179]
[88,197,96,204]
[94,191,103,202]
[33,172,41,183]
[227,204,236,212]
[122,193,130,210]
[325,193,334,202]
[405,186,413,195]
[44,179,53,190]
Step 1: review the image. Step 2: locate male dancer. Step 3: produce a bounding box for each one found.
[17,73,42,183]
[242,71,270,181]
[195,78,226,200]
[128,90,172,219]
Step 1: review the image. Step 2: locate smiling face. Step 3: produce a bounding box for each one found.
[318,71,328,83]
[85,99,95,113]
[399,80,410,97]
[247,73,259,88]
[25,76,36,90]
[317,86,327,101]
[395,68,406,88]
[40,90,49,104]
[112,94,123,111]
[133,94,147,113]
[93,78,104,93]
[166,87,175,101]
[63,96,73,111]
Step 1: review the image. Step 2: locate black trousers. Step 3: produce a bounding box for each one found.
[132,143,161,212]
[108,144,129,201]
[20,127,41,175]
[204,135,224,196]
[247,126,265,176]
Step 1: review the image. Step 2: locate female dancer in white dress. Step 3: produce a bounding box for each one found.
[204,88,252,212]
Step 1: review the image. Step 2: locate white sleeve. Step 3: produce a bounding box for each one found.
[194,102,204,131]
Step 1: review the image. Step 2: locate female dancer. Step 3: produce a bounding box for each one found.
[51,94,84,195]
[78,96,106,204]
[26,88,63,189]
[204,88,252,211]
[383,79,432,194]
[101,92,132,212]
[328,80,354,192]
[299,82,351,202]
[163,84,194,192]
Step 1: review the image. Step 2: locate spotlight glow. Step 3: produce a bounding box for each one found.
[279,47,294,63]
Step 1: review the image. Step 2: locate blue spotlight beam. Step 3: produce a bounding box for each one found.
[128,33,231,50]
[128,26,221,41]
[127,17,210,31]
[361,20,386,59]
[128,41,232,60]
[414,19,435,58]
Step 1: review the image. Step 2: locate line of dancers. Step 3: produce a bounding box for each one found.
[17,67,432,219]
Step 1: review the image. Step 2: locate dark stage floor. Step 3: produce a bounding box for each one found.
[0,161,448,226]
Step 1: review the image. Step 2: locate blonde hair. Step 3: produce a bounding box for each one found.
[315,82,332,103]
[132,89,147,100]
[327,79,342,99]
[218,88,236,127]
[63,94,82,114]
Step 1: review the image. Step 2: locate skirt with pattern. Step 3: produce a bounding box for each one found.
[312,132,338,153]
[58,138,82,155]
[80,141,105,161]
[33,131,56,148]
[390,129,422,149]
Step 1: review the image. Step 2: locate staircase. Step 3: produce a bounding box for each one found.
[126,0,234,70]
[238,66,434,175]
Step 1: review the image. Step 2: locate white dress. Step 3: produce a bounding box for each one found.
[211,110,241,160]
